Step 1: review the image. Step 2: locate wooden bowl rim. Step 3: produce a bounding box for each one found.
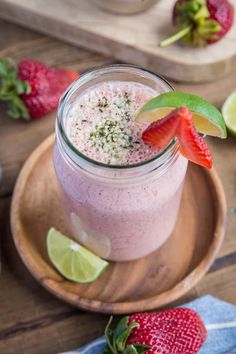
[11,134,227,314]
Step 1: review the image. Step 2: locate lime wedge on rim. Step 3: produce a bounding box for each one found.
[47,228,109,283]
[136,92,227,138]
[222,91,236,138]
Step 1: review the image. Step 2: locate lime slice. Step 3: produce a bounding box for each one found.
[47,228,109,283]
[222,91,236,137]
[136,92,227,138]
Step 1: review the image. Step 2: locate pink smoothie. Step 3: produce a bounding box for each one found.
[66,82,158,165]
[54,80,188,261]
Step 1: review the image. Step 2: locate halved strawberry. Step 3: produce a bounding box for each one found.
[142,106,213,169]
[177,108,213,168]
[141,107,184,150]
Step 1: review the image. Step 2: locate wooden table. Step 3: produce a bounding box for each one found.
[0,19,236,354]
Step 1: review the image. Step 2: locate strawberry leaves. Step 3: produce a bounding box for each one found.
[160,0,225,47]
[103,316,151,354]
[0,58,79,120]
[0,58,30,119]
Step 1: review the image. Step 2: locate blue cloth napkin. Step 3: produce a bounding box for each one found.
[61,295,236,354]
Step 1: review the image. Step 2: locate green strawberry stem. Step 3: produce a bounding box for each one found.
[160,25,192,47]
[103,316,151,354]
[0,58,31,119]
[159,0,222,47]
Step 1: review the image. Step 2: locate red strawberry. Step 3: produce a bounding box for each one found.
[177,108,213,168]
[142,107,186,150]
[142,107,213,169]
[160,0,234,47]
[103,308,207,354]
[206,0,234,43]
[0,58,79,120]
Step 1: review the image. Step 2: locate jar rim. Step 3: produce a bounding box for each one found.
[56,64,178,170]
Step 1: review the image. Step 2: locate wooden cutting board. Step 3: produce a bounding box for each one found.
[0,0,235,83]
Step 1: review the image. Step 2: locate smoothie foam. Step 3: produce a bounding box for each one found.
[66,82,158,165]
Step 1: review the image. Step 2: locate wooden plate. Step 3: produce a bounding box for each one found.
[11,134,226,314]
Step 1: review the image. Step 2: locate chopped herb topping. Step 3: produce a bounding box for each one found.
[124,91,131,105]
[114,102,122,109]
[124,111,131,121]
[88,118,141,162]
[67,82,157,165]
[98,96,108,108]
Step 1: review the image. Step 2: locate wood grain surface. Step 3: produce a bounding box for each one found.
[0,0,236,82]
[0,19,236,354]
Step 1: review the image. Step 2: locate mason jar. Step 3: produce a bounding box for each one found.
[54,65,188,262]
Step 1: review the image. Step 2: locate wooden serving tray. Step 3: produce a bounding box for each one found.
[0,0,235,83]
[11,134,226,314]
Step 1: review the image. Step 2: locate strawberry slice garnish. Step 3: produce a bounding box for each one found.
[141,108,180,150]
[177,107,213,168]
[142,106,213,169]
[142,107,186,150]
[103,308,207,354]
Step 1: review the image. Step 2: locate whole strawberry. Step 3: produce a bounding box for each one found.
[103,308,207,354]
[160,0,234,47]
[0,58,79,119]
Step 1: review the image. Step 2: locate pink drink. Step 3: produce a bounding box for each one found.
[54,66,188,261]
[66,82,158,165]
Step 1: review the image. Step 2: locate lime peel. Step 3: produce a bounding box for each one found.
[222,91,236,138]
[137,92,227,139]
[47,228,109,283]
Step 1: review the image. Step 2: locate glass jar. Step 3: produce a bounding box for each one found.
[54,65,188,262]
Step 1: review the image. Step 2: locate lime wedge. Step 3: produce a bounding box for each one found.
[136,92,227,138]
[47,228,109,283]
[222,91,236,137]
